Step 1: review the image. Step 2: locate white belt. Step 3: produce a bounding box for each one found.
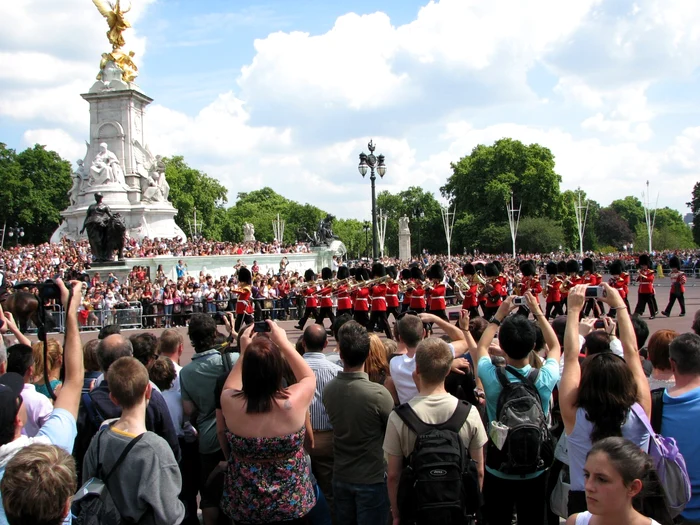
[386,294,397,297]
[373,297,386,301]
[431,296,445,300]
[321,295,331,299]
[356,298,368,302]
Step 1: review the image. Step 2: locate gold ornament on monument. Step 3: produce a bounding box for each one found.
[92,0,138,83]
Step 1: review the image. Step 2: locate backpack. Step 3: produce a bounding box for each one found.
[395,400,481,525]
[72,430,144,525]
[631,402,692,518]
[487,366,554,475]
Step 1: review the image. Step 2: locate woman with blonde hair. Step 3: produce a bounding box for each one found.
[366,334,399,404]
[32,339,64,399]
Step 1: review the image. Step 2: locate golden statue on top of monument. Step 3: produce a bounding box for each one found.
[92,0,138,83]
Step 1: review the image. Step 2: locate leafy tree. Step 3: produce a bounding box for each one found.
[164,156,228,240]
[687,182,700,245]
[653,207,686,230]
[515,217,566,254]
[634,222,695,251]
[610,196,645,232]
[595,208,633,248]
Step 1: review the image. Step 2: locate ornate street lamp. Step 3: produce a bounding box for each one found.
[7,226,24,247]
[358,140,387,259]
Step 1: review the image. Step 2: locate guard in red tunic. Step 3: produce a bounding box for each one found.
[409,266,426,313]
[385,266,401,322]
[460,263,481,320]
[315,267,336,329]
[634,254,657,319]
[334,266,353,318]
[367,262,393,339]
[426,263,448,321]
[231,267,254,332]
[494,260,508,304]
[544,261,563,320]
[608,259,630,316]
[295,269,319,330]
[561,260,581,314]
[352,267,371,327]
[482,262,503,319]
[516,260,541,317]
[662,255,686,317]
[582,257,603,317]
[400,268,412,313]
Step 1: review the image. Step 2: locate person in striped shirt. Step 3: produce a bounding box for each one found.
[662,255,687,317]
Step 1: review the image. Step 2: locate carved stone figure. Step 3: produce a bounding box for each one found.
[399,216,410,234]
[92,0,131,51]
[243,223,256,242]
[81,192,126,262]
[89,142,127,188]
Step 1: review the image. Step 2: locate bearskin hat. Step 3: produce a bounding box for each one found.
[609,259,623,276]
[520,261,536,277]
[321,267,332,280]
[410,266,424,280]
[582,257,595,273]
[474,262,485,275]
[557,261,567,274]
[426,263,444,281]
[400,268,411,280]
[357,267,370,282]
[493,260,503,274]
[238,267,252,285]
[669,256,681,270]
[546,262,558,275]
[387,266,398,279]
[638,254,651,268]
[372,262,386,278]
[484,262,499,278]
[337,266,349,280]
[304,269,316,282]
[566,260,580,274]
[463,263,476,276]
[349,267,357,278]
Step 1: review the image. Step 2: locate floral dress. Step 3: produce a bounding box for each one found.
[221,426,315,524]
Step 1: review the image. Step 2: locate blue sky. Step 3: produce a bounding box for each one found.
[1,0,698,221]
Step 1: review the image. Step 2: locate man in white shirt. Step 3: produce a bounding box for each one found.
[6,346,52,437]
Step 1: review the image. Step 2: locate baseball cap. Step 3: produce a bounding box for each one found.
[0,372,24,439]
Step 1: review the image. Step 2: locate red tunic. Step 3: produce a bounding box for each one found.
[370,283,388,312]
[353,287,370,312]
[484,280,503,308]
[609,274,629,299]
[402,285,412,306]
[581,273,596,286]
[428,283,446,311]
[235,287,254,315]
[386,282,400,308]
[520,276,542,296]
[318,286,333,308]
[461,282,479,309]
[545,276,562,304]
[498,275,508,297]
[303,286,319,308]
[638,269,655,294]
[669,270,687,294]
[336,284,352,311]
[410,281,426,310]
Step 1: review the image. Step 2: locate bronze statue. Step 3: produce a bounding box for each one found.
[81,193,126,262]
[313,214,338,246]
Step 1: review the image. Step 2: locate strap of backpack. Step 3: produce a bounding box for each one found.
[103,433,146,484]
[650,388,665,434]
[82,392,104,429]
[439,400,472,433]
[395,403,432,436]
[504,365,540,389]
[222,350,233,373]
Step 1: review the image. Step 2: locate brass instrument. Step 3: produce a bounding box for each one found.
[513,276,523,296]
[349,275,390,291]
[299,279,325,291]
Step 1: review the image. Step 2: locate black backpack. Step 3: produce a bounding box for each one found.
[72,431,144,525]
[487,366,554,475]
[395,400,482,525]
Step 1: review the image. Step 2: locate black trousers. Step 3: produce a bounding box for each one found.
[297,307,318,329]
[400,303,410,314]
[336,308,353,320]
[234,312,253,333]
[483,470,548,525]
[353,310,369,328]
[386,306,400,323]
[315,306,335,328]
[664,293,686,316]
[635,293,657,317]
[545,301,564,320]
[583,298,602,317]
[368,310,393,339]
[608,297,630,318]
[482,306,498,319]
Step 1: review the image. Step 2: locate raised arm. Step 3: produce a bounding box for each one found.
[53,280,84,419]
[419,313,468,355]
[525,291,560,363]
[472,296,516,377]
[560,285,586,435]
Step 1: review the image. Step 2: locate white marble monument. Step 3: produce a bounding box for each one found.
[243,223,256,242]
[398,216,411,261]
[51,3,185,243]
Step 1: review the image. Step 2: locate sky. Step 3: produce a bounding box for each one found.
[1,0,699,223]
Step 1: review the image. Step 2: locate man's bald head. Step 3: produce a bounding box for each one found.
[303,324,327,353]
[97,334,133,372]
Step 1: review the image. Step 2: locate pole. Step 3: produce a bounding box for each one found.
[378,210,388,258]
[0,221,5,250]
[574,190,589,257]
[441,205,456,260]
[506,193,521,258]
[371,168,378,260]
[643,180,659,253]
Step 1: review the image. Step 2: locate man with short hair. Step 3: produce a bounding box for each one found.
[82,357,185,524]
[159,328,184,367]
[6,345,52,437]
[471,293,561,525]
[302,323,342,511]
[130,332,160,371]
[323,321,394,525]
[0,279,84,525]
[384,338,487,525]
[659,333,700,524]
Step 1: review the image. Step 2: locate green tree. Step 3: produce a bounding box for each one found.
[595,208,633,248]
[515,217,566,254]
[634,222,695,251]
[164,156,228,240]
[687,182,700,244]
[610,196,645,232]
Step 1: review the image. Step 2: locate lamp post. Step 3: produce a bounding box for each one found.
[363,222,371,259]
[2,225,24,248]
[358,140,387,260]
[413,205,424,257]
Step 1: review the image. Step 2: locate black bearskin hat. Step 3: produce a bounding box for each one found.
[304,269,316,282]
[426,263,444,281]
[238,267,252,285]
[474,262,485,275]
[463,263,476,276]
[609,259,623,276]
[349,267,357,278]
[484,262,499,278]
[400,268,411,280]
[357,268,370,282]
[493,260,503,274]
[582,257,595,273]
[410,266,424,280]
[638,254,651,267]
[546,262,558,275]
[669,256,681,270]
[557,261,567,274]
[337,266,349,280]
[321,267,332,280]
[387,266,398,279]
[372,262,386,278]
[520,261,536,277]
[566,260,580,274]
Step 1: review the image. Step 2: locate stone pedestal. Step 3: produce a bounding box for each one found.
[399,233,411,261]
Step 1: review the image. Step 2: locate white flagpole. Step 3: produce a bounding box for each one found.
[441,205,456,260]
[506,193,521,258]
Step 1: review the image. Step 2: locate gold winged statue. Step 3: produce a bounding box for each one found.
[92,0,131,51]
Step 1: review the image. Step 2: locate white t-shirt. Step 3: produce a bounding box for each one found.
[574,511,659,525]
[390,344,455,404]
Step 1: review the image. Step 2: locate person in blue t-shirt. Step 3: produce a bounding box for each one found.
[470,291,561,525]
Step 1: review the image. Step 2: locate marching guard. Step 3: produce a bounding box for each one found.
[295,269,320,330]
[634,254,658,319]
[231,267,254,332]
[315,267,336,329]
[662,256,687,317]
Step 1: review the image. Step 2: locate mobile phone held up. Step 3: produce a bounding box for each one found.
[594,319,606,329]
[585,286,606,299]
[253,321,271,333]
